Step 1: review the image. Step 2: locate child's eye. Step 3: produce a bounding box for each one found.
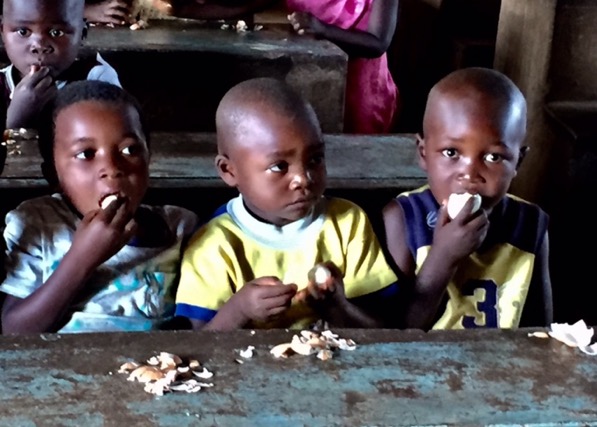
[484,153,503,163]
[269,161,289,173]
[49,28,65,37]
[75,149,95,160]
[16,28,31,37]
[441,148,458,158]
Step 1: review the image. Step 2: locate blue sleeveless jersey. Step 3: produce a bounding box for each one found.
[395,186,549,329]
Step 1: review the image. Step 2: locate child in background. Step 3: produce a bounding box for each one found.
[383,67,552,330]
[175,77,398,330]
[287,0,399,134]
[85,0,280,23]
[0,0,121,130]
[0,80,198,334]
[84,0,132,25]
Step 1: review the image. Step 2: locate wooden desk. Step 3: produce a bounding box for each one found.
[0,133,425,191]
[0,328,595,426]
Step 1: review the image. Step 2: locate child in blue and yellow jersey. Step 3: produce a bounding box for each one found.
[383,67,552,330]
[175,77,398,330]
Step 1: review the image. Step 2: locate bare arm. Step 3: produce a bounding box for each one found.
[2,252,97,333]
[320,298,386,328]
[189,318,207,330]
[382,200,438,328]
[189,277,297,331]
[2,201,136,334]
[383,198,489,330]
[289,0,398,58]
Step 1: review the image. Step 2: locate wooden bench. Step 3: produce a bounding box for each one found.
[0,133,425,232]
[1,132,424,190]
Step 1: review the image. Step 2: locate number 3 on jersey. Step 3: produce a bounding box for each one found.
[461,280,498,328]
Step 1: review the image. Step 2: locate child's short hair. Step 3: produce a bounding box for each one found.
[37,80,149,166]
[215,78,321,150]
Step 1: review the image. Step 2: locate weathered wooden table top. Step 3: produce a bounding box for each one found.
[0,328,595,426]
[1,133,425,190]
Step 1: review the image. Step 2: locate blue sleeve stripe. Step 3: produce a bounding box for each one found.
[175,303,217,322]
[377,282,400,298]
[212,202,229,219]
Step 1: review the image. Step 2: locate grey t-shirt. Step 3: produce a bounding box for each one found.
[1,194,198,333]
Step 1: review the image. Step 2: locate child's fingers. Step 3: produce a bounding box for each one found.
[34,76,55,93]
[109,2,132,16]
[306,288,324,301]
[266,304,291,318]
[253,276,284,287]
[111,200,135,229]
[467,209,489,231]
[317,262,342,287]
[25,66,51,85]
[319,261,342,277]
[305,281,329,300]
[104,17,128,25]
[113,0,131,8]
[292,288,308,304]
[320,280,336,294]
[101,197,129,225]
[107,9,129,20]
[266,292,296,310]
[122,218,138,242]
[437,202,450,226]
[262,283,297,299]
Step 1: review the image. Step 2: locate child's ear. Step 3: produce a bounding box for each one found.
[415,133,428,171]
[215,154,237,187]
[516,146,530,171]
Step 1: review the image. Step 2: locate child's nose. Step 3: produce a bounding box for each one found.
[29,35,54,55]
[459,158,482,181]
[289,168,312,190]
[99,154,124,179]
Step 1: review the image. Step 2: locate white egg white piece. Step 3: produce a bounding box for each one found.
[308,265,331,286]
[100,194,119,210]
[446,192,482,219]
